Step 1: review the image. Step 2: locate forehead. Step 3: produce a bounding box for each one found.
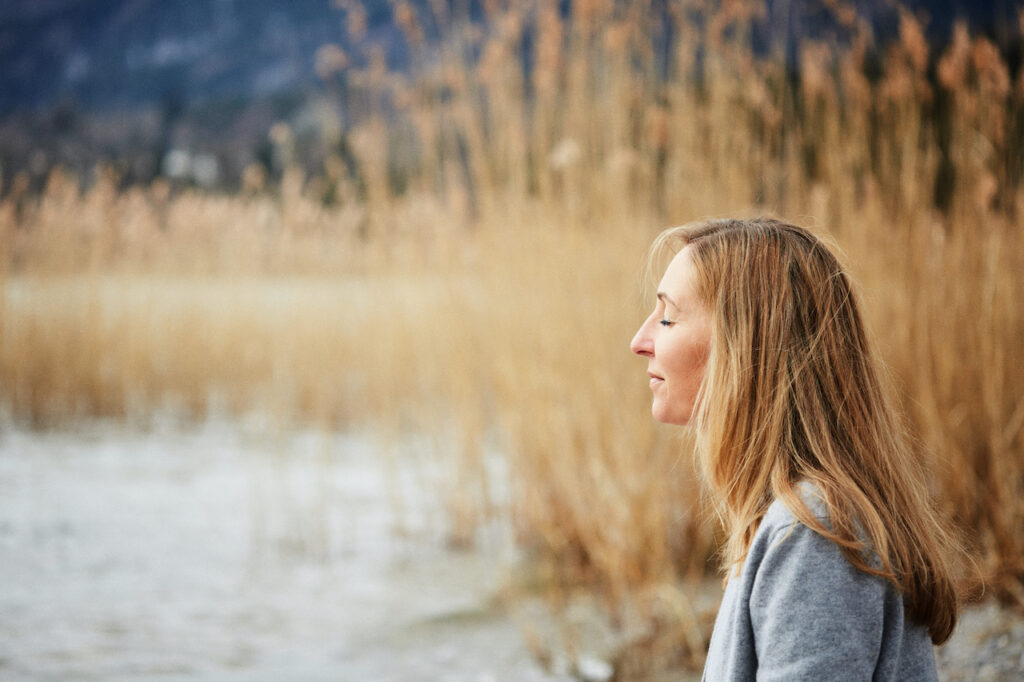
[658,247,701,303]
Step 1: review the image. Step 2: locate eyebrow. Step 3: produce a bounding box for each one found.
[657,292,680,309]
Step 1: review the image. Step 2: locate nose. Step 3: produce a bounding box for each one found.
[630,317,654,357]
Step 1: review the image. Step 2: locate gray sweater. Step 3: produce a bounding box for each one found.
[702,490,938,681]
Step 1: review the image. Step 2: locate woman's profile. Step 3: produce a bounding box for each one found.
[630,218,962,680]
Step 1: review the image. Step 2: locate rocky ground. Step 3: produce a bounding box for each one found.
[936,600,1024,681]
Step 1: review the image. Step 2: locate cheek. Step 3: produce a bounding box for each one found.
[665,334,708,380]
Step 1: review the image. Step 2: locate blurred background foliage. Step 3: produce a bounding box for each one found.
[2,0,1023,673]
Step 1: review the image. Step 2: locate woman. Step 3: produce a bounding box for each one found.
[630,218,961,680]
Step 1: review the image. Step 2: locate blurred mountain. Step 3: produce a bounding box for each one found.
[0,0,401,115]
[0,0,1017,189]
[1,0,1017,117]
[0,0,410,187]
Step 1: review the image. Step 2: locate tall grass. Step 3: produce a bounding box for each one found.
[3,0,1023,670]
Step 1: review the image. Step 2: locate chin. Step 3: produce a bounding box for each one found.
[652,407,688,426]
[652,401,694,426]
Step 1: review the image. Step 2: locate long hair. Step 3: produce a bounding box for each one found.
[649,218,961,644]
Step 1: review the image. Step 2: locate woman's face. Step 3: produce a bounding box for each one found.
[630,246,712,426]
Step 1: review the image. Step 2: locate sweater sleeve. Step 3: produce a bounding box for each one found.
[748,521,885,681]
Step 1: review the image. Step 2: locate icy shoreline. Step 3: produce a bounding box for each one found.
[0,420,555,681]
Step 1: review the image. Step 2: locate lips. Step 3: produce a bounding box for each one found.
[648,371,664,387]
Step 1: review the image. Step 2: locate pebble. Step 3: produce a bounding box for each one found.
[576,654,614,681]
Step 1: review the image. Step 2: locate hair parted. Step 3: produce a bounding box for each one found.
[649,217,962,644]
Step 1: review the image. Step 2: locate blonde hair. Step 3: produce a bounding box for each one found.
[650,217,961,644]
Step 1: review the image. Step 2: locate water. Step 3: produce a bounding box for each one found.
[0,420,567,681]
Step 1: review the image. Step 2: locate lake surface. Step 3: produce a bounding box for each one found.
[0,419,573,681]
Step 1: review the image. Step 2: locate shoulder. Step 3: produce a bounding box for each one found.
[747,483,875,602]
[757,481,830,540]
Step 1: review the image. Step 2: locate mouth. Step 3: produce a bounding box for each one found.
[647,371,664,387]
